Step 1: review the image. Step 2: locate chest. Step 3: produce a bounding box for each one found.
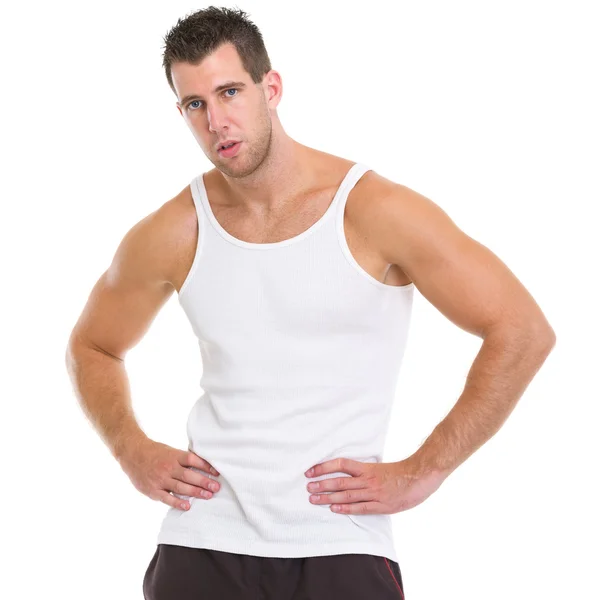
[173,185,408,293]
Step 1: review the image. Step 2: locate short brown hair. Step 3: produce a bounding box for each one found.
[161,6,273,96]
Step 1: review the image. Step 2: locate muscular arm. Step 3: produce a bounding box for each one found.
[362,174,556,478]
[65,193,192,461]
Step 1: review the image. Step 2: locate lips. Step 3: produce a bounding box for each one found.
[217,140,240,150]
[217,141,242,158]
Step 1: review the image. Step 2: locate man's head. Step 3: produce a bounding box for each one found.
[162,6,283,177]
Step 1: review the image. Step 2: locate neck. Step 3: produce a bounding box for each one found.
[216,124,317,211]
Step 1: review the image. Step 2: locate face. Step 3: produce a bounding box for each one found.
[173,42,280,177]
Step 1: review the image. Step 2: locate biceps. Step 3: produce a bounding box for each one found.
[379,187,542,338]
[410,229,525,337]
[70,268,174,360]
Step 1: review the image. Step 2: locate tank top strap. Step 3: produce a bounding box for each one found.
[333,162,372,223]
[177,174,211,298]
[333,161,372,233]
[188,163,372,252]
[190,173,210,237]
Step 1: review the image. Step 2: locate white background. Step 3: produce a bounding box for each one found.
[1,1,598,598]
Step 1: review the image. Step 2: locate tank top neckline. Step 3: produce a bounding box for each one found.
[195,161,365,250]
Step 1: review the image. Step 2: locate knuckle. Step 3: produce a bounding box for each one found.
[365,474,378,487]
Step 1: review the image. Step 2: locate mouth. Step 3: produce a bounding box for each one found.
[217,141,242,158]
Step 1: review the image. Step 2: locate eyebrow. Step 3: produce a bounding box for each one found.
[178,81,247,106]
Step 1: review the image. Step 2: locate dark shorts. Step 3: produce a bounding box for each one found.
[143,543,405,599]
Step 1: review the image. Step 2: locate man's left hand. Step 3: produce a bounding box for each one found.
[304,457,449,515]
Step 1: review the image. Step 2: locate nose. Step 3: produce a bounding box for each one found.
[207,102,229,135]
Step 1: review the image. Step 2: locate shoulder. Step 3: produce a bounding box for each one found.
[350,167,397,204]
[347,167,461,267]
[109,182,196,290]
[344,167,400,256]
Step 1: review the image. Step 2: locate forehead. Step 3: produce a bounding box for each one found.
[172,42,249,100]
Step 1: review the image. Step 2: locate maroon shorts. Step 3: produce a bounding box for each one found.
[143,543,405,599]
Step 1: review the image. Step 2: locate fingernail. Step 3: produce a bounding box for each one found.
[306,468,314,477]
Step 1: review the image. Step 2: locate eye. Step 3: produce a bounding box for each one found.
[187,88,238,111]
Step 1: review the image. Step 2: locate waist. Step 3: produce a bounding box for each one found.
[159,461,396,557]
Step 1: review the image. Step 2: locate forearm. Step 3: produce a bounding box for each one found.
[65,341,150,462]
[406,325,555,479]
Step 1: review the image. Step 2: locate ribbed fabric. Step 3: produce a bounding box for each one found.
[156,162,415,562]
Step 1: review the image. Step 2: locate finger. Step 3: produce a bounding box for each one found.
[306,475,365,494]
[157,490,192,511]
[329,501,383,515]
[170,475,219,499]
[306,458,362,478]
[309,486,373,506]
[182,450,220,476]
[181,449,219,475]
[178,466,221,494]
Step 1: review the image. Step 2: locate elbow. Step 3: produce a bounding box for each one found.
[65,333,79,366]
[530,315,556,353]
[65,338,81,376]
[541,327,557,353]
[65,331,88,370]
[527,323,556,357]
[488,318,556,355]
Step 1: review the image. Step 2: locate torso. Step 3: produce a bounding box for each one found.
[167,153,413,292]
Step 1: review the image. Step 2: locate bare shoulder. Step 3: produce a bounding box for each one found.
[347,168,455,265]
[117,183,197,291]
[67,183,197,358]
[347,168,464,270]
[152,183,199,291]
[351,167,398,201]
[344,168,414,284]
[350,169,555,340]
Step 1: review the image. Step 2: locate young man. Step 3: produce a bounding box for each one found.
[65,6,555,599]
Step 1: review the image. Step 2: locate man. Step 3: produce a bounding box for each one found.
[65,6,555,600]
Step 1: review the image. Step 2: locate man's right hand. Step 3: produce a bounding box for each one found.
[118,438,221,510]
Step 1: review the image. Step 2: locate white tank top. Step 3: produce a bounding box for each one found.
[157,162,415,562]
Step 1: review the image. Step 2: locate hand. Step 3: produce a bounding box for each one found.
[118,438,221,511]
[304,457,449,515]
